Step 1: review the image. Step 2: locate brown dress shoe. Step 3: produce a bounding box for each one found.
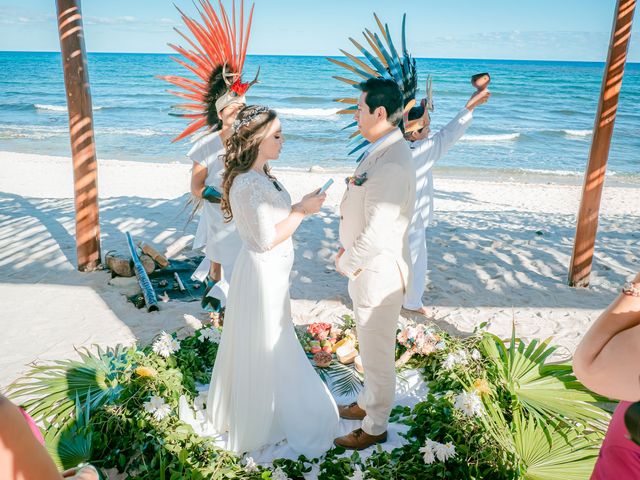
[334,428,387,450]
[338,401,366,420]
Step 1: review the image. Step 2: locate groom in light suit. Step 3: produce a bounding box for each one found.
[334,77,416,450]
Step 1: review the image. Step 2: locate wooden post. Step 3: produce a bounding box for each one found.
[568,0,636,287]
[56,0,101,271]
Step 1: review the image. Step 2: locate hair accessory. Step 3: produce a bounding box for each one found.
[232,106,270,132]
[329,13,420,156]
[159,1,260,142]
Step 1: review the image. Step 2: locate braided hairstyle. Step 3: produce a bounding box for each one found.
[220,105,278,222]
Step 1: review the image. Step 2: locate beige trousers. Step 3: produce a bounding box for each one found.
[348,259,404,435]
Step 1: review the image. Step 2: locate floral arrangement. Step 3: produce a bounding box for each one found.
[8,317,613,480]
[395,321,444,366]
[344,172,368,186]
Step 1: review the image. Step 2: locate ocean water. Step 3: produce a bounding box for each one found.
[1,51,639,177]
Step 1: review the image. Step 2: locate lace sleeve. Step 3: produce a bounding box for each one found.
[231,175,277,252]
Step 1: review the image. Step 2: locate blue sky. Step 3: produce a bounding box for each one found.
[1,0,638,61]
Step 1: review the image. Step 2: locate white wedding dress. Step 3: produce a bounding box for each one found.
[205,169,339,457]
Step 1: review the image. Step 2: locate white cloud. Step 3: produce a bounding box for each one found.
[412,30,640,61]
[85,16,139,26]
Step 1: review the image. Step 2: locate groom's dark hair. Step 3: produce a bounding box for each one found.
[358,77,403,126]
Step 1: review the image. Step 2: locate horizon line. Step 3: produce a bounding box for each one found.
[1,49,638,65]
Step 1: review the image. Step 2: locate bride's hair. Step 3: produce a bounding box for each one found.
[221,105,278,221]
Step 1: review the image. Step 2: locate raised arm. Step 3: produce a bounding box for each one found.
[411,108,473,168]
[411,88,490,166]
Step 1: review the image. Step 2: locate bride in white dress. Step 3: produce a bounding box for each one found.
[206,105,339,457]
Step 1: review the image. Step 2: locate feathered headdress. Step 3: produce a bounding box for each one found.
[159,0,259,142]
[329,14,433,156]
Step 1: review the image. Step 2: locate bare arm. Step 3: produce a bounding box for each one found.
[573,272,640,401]
[191,161,207,198]
[0,396,98,480]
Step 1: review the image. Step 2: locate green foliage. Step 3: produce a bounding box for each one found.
[480,327,611,432]
[9,321,612,479]
[313,361,363,398]
[9,345,132,430]
[45,392,93,470]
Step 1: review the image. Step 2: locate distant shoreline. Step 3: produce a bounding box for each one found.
[2,150,638,189]
[1,50,638,66]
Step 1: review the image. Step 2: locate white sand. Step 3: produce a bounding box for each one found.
[1,150,639,388]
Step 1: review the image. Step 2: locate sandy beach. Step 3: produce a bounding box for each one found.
[1,150,639,389]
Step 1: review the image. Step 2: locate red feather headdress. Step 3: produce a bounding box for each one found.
[159,0,258,142]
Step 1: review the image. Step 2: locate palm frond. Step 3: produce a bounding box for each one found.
[8,344,132,429]
[513,413,600,480]
[45,392,93,470]
[314,361,363,398]
[480,327,612,432]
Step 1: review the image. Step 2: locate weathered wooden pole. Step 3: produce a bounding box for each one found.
[568,0,636,287]
[56,0,101,271]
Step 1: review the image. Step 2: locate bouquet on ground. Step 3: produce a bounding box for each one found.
[396,321,445,367]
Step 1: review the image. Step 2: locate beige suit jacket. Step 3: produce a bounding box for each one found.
[338,128,416,299]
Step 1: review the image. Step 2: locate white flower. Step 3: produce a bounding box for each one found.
[153,403,172,421]
[143,395,172,421]
[152,331,180,358]
[419,438,456,464]
[454,390,485,417]
[243,456,258,473]
[442,349,470,370]
[471,348,482,361]
[435,340,446,350]
[434,441,456,462]
[272,467,290,480]
[199,326,221,344]
[444,442,456,458]
[349,465,366,480]
[442,353,458,370]
[419,439,437,464]
[455,349,469,365]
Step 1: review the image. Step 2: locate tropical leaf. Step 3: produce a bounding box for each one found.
[45,392,93,470]
[480,327,611,432]
[513,413,600,480]
[8,344,132,429]
[314,361,363,398]
[479,389,601,479]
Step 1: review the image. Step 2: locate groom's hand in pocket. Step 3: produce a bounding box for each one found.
[335,247,345,276]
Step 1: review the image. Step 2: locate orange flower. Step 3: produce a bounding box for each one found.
[473,378,491,396]
[135,366,158,378]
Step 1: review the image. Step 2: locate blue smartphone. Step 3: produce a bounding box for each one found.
[318,178,334,194]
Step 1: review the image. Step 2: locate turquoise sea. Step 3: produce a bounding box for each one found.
[0,52,639,177]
